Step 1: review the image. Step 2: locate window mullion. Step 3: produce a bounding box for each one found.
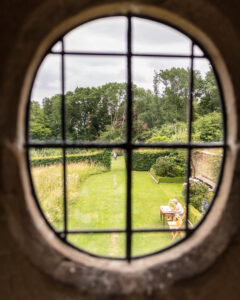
[126,14,133,262]
[61,38,68,240]
[185,42,194,233]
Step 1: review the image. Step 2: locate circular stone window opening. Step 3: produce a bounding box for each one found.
[26,14,226,262]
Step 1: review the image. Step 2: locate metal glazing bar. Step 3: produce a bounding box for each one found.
[50,51,127,56]
[25,142,226,149]
[56,228,188,234]
[61,39,68,239]
[63,148,67,239]
[126,14,133,262]
[132,142,225,149]
[185,42,194,233]
[61,39,66,141]
[50,50,205,59]
[133,53,205,58]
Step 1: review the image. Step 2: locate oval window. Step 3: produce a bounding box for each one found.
[26,15,225,261]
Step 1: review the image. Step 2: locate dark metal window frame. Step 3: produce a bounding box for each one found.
[25,14,226,262]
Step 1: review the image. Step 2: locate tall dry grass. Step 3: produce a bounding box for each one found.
[31,162,107,229]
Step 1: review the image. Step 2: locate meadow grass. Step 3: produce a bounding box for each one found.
[32,157,185,258]
[32,162,107,229]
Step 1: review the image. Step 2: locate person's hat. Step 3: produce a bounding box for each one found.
[172,199,178,204]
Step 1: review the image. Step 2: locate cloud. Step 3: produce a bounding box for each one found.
[31,16,210,102]
[31,55,61,101]
[65,56,126,91]
[64,16,127,53]
[132,17,191,54]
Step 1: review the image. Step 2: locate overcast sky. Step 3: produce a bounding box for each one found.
[31,17,210,102]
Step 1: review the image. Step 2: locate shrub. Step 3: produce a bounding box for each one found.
[151,150,186,177]
[132,149,171,171]
[147,122,187,143]
[189,204,202,226]
[183,179,211,212]
[146,135,170,143]
[149,168,185,183]
[192,111,223,142]
[31,149,111,169]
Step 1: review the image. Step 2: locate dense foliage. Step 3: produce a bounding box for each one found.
[183,179,212,212]
[151,150,185,177]
[188,204,202,225]
[132,150,171,171]
[30,150,111,169]
[30,68,223,144]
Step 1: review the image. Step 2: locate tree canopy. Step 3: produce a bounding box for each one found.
[29,67,223,143]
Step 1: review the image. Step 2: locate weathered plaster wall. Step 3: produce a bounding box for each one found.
[0,0,240,299]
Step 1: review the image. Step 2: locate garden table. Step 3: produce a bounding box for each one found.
[160,205,174,226]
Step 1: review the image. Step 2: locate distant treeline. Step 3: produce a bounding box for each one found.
[30,67,223,143]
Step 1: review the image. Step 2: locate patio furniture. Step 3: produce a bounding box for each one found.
[160,205,174,226]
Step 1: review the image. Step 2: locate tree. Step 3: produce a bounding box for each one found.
[153,68,190,124]
[195,69,221,116]
[193,111,223,142]
[29,100,51,140]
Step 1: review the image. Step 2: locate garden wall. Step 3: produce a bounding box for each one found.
[191,151,222,187]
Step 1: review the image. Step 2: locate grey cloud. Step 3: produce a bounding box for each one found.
[32,17,210,102]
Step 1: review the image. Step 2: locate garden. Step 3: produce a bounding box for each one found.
[30,148,218,258]
[29,66,223,257]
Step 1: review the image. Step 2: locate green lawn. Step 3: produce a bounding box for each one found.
[33,157,185,258]
[67,157,184,257]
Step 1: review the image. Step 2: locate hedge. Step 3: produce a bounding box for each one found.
[132,150,171,171]
[149,168,185,183]
[158,177,185,183]
[30,150,111,169]
[188,204,202,226]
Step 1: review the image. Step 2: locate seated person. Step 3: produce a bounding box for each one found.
[168,199,184,217]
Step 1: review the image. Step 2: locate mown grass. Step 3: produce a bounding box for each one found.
[32,157,186,258]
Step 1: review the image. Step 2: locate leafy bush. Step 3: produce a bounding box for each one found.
[132,150,171,171]
[183,179,211,212]
[149,168,185,183]
[146,135,170,143]
[99,125,123,142]
[31,149,111,169]
[151,150,186,177]
[192,111,223,142]
[189,204,202,226]
[147,122,187,143]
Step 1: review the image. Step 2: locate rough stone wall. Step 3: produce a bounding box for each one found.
[0,0,240,299]
[192,151,222,185]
